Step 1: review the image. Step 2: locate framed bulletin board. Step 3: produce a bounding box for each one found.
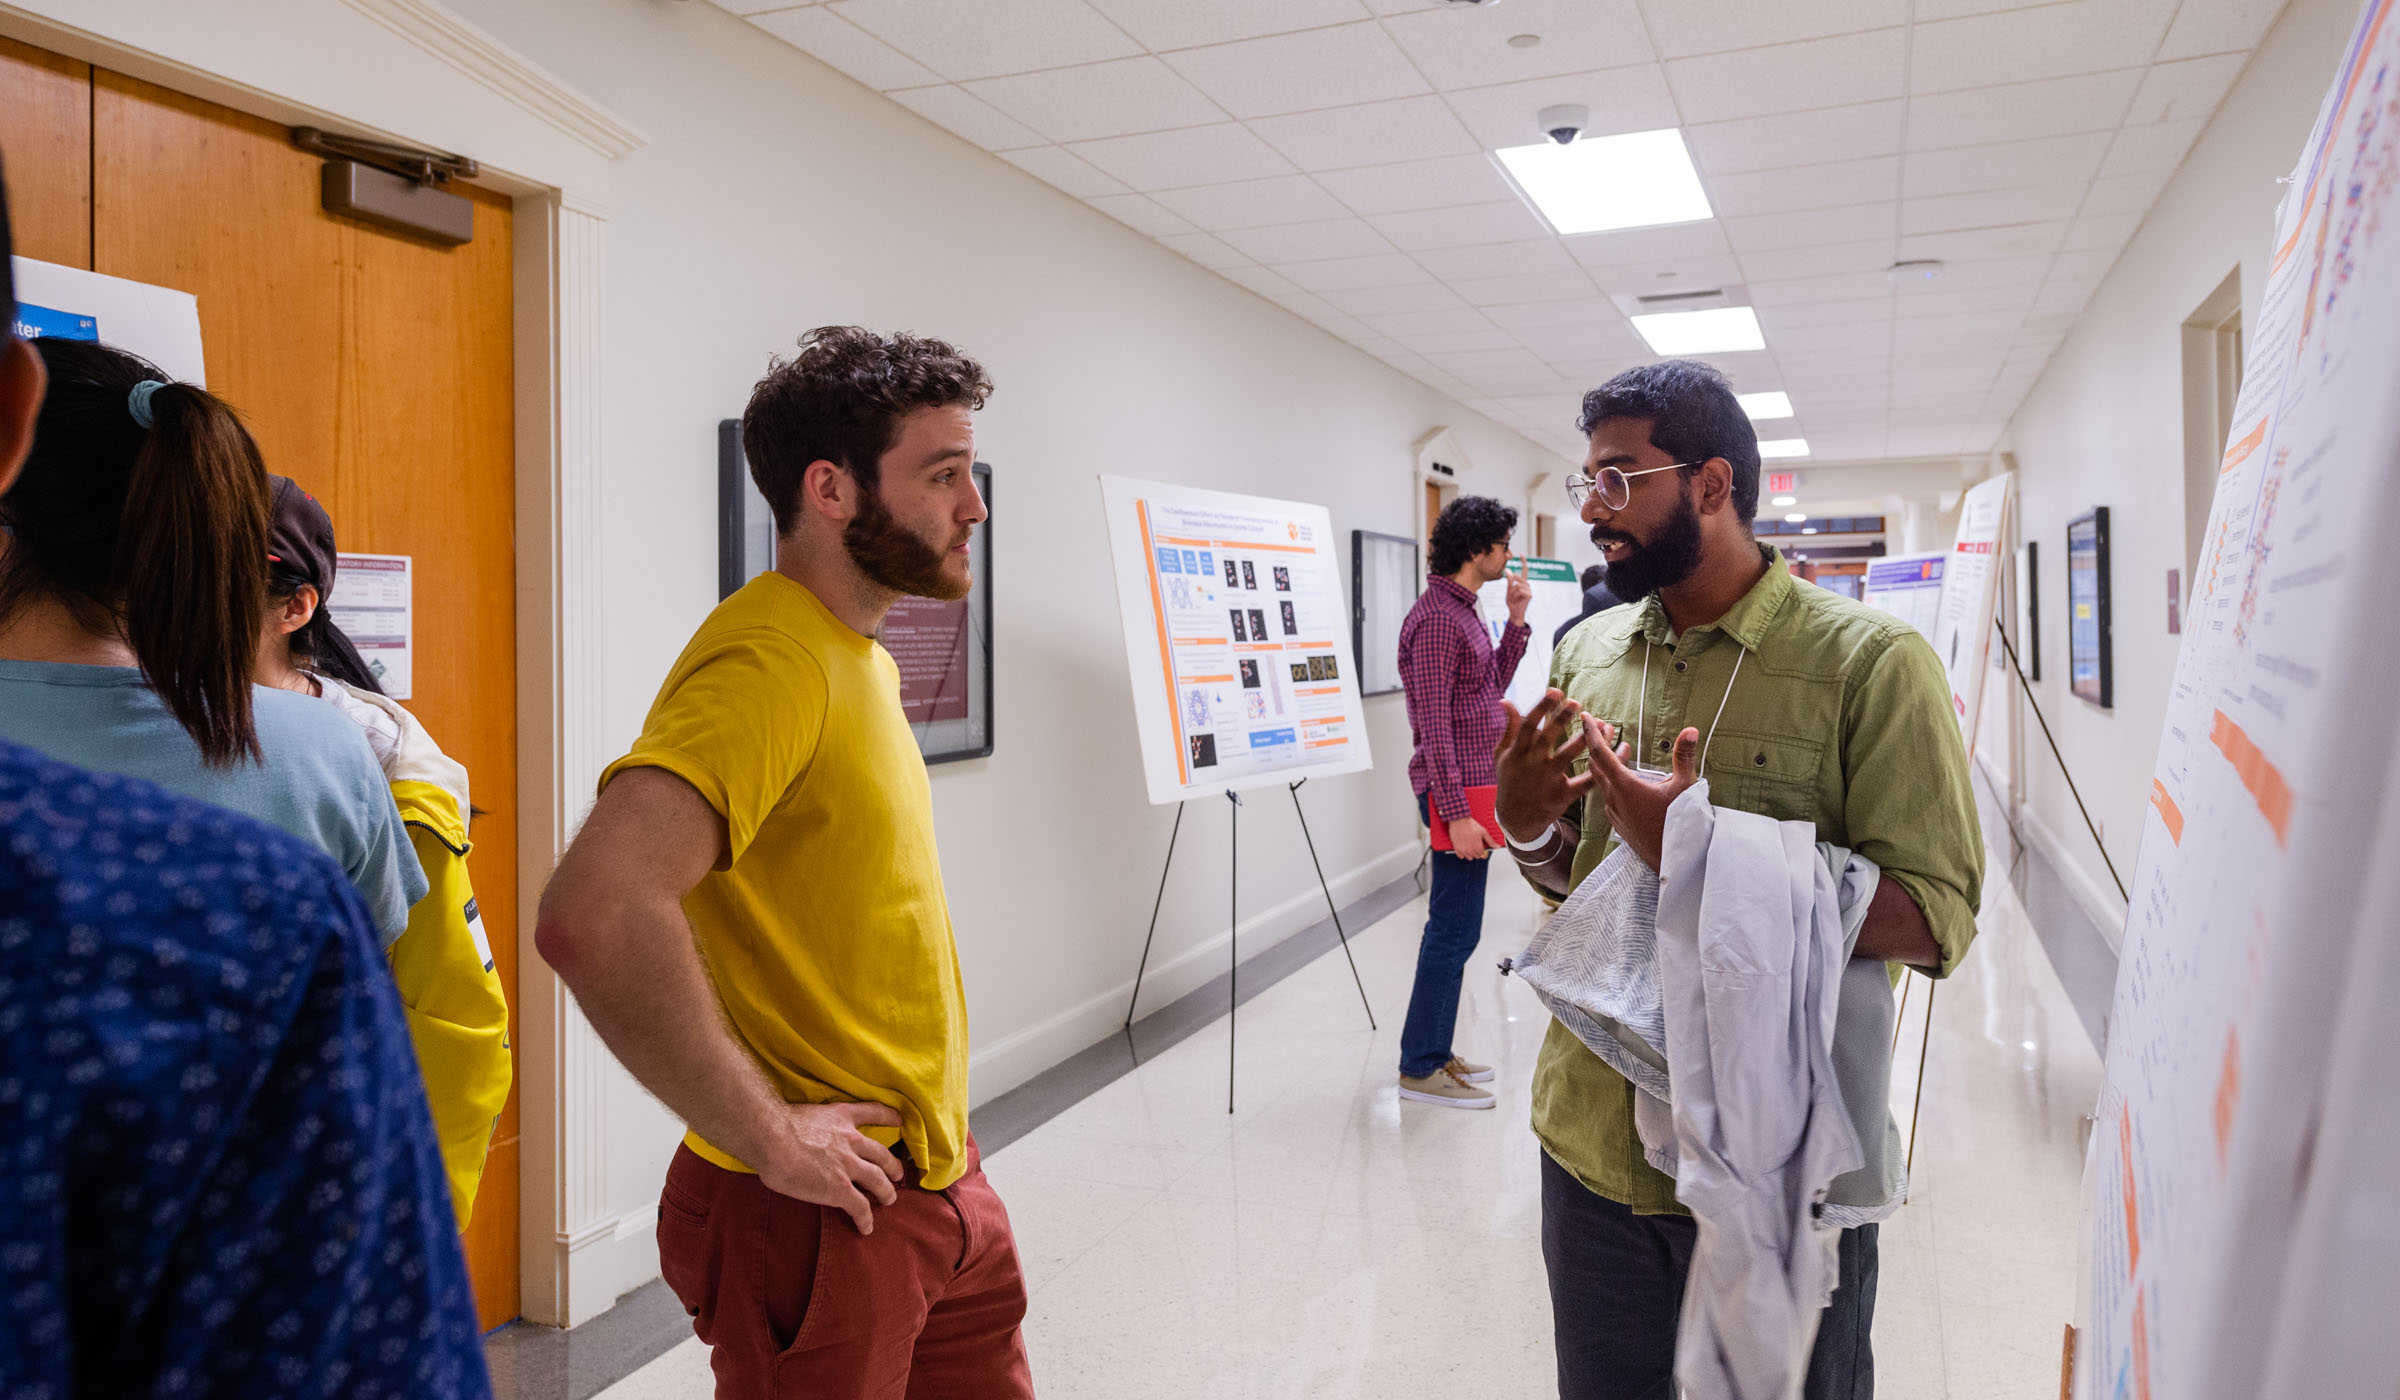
[1352,529,1421,697]
[2066,508,2111,708]
[718,419,775,598]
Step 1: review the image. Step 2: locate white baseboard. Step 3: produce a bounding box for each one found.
[965,838,1420,1104]
[2015,798,2127,954]
[551,1202,663,1327]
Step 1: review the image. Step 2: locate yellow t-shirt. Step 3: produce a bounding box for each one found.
[599,572,971,1189]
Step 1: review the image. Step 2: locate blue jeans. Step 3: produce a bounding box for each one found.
[1401,791,1490,1079]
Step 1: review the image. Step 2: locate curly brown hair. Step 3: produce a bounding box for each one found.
[741,326,993,534]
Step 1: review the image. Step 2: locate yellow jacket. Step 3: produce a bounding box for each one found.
[321,678,513,1227]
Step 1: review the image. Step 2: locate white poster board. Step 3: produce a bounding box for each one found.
[9,258,206,385]
[2080,3,2400,1394]
[1477,556,1584,712]
[1860,552,1949,641]
[1101,477,1373,805]
[1352,530,1420,698]
[329,552,414,700]
[1929,473,2012,758]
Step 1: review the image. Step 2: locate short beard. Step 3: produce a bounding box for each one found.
[844,484,969,601]
[1589,486,1704,601]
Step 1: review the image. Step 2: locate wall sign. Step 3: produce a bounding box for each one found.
[2067,507,2112,708]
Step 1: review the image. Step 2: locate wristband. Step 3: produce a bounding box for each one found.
[1501,816,1563,855]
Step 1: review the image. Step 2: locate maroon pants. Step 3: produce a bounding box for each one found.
[656,1137,1034,1399]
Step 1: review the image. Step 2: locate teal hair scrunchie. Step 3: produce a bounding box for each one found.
[127,380,166,430]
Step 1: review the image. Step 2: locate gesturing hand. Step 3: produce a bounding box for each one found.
[1588,721,1701,872]
[1504,559,1533,625]
[1492,689,1604,844]
[756,1101,908,1234]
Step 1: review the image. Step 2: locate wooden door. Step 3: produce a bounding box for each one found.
[3,46,523,1330]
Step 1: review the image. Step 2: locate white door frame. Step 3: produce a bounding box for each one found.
[0,0,644,1326]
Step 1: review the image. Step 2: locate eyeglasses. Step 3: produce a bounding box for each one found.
[1565,462,1695,511]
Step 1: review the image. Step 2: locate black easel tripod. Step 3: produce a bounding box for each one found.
[1122,780,1378,1112]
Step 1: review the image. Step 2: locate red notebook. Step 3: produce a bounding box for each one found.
[1428,785,1505,851]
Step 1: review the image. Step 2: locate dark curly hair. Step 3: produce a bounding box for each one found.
[1576,359,1760,524]
[1427,495,1518,576]
[742,326,992,533]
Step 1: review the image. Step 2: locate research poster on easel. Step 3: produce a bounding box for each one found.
[1100,476,1373,806]
[1930,472,2012,757]
[1478,557,1584,712]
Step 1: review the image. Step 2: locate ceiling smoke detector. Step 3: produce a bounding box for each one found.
[1438,0,1503,7]
[1888,259,1946,285]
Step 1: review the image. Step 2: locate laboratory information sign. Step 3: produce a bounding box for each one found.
[1477,557,1585,713]
[1100,476,1373,805]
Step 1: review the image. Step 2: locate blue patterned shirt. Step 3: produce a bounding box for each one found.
[0,741,490,1399]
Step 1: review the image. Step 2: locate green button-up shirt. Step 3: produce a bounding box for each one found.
[1530,546,1985,1215]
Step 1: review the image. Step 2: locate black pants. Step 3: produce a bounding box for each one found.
[1539,1151,1878,1400]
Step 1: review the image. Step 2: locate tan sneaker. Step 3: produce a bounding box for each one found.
[1399,1068,1496,1109]
[1445,1056,1494,1085]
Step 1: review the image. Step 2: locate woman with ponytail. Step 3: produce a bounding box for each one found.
[0,339,425,940]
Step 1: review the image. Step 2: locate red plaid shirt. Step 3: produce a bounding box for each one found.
[1399,573,1530,823]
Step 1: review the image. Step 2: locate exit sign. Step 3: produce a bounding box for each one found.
[1767,471,1800,493]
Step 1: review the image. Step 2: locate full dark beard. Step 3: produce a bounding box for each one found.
[845,487,970,601]
[1589,488,1704,601]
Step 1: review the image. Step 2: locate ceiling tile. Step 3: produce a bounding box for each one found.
[1770,323,1895,355]
[1274,252,1436,292]
[1664,29,1908,126]
[2157,0,2287,61]
[1217,218,1397,262]
[1752,296,1895,328]
[1708,157,1900,219]
[1901,133,2113,197]
[1315,154,1521,214]
[1380,0,1657,89]
[1081,0,1370,50]
[1149,175,1351,229]
[826,0,1142,81]
[1905,71,2141,149]
[1897,222,2069,260]
[1423,347,1557,385]
[1411,239,1578,278]
[1161,23,1429,118]
[1562,220,1731,267]
[1686,101,1907,176]
[1441,67,1684,151]
[1086,194,1199,237]
[1908,0,2177,95]
[887,84,1048,149]
[1901,183,2087,235]
[997,145,1130,197]
[1367,201,1554,250]
[1215,264,1304,299]
[1319,283,1468,315]
[1448,268,1608,306]
[2100,119,2207,176]
[1249,97,1483,172]
[1736,239,1893,281]
[2030,279,2102,315]
[716,0,815,15]
[1638,0,1911,59]
[1067,124,1297,188]
[1724,202,1898,253]
[1750,271,1898,305]
[963,59,1227,143]
[1401,328,1529,355]
[750,6,941,89]
[1155,231,1253,268]
[1913,254,2053,288]
[2047,248,2123,283]
[1581,253,1747,295]
[1360,306,1506,339]
[2061,212,2143,252]
[2080,167,2175,216]
[1510,320,1649,358]
[2126,53,2249,124]
[1485,296,1624,330]
[1894,283,2037,316]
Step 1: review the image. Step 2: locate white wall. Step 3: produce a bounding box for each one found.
[441,0,1577,1263]
[1996,0,2357,934]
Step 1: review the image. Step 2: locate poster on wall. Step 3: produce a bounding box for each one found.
[1100,476,1372,805]
[2066,508,2113,708]
[883,463,993,764]
[1477,557,1584,713]
[9,257,206,385]
[329,552,413,700]
[1351,529,1420,697]
[1861,552,1948,641]
[1928,472,2013,757]
[2079,2,2400,1393]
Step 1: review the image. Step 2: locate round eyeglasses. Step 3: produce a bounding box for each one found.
[1565,461,1696,511]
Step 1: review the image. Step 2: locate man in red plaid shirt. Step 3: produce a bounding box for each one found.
[1396,495,1532,1108]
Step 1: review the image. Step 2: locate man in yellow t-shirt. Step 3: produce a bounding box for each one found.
[535,326,1027,1398]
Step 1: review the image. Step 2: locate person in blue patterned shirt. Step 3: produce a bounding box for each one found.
[0,154,489,1400]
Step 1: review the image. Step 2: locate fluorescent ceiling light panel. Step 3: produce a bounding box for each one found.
[1737,392,1793,421]
[1771,495,1797,506]
[1494,128,1712,237]
[1784,513,1808,523]
[1759,438,1811,459]
[1630,305,1764,355]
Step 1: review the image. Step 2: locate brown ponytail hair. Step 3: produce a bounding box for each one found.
[0,340,270,765]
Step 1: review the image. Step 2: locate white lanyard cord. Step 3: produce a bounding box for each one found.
[1637,637,1748,774]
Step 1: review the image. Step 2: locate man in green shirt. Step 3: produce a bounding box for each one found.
[1492,361,1984,1400]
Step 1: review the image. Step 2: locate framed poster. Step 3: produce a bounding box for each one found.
[1350,529,1420,697]
[883,463,994,764]
[718,419,776,598]
[2066,507,2111,708]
